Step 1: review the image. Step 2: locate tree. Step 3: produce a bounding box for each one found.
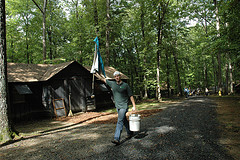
[32,0,47,62]
[0,0,12,143]
[214,0,222,92]
[155,0,169,101]
[139,0,148,98]
[4,0,240,99]
[220,0,240,94]
[105,0,110,66]
[6,0,40,63]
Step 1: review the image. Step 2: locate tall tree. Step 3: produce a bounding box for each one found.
[105,0,110,66]
[47,0,53,61]
[172,44,182,96]
[141,1,149,98]
[4,0,240,99]
[214,0,222,92]
[0,0,11,143]
[32,0,47,62]
[156,0,169,101]
[43,0,47,61]
[25,0,30,63]
[165,49,170,97]
[93,0,98,30]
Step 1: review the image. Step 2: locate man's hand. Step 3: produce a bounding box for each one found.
[95,72,106,83]
[132,106,136,111]
[130,96,136,112]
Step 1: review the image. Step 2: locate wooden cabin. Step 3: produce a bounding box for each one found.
[7,61,129,121]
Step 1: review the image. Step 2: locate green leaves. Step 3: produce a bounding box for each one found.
[5,0,240,96]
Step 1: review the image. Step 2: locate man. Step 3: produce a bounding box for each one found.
[184,86,189,98]
[205,88,209,96]
[96,71,136,145]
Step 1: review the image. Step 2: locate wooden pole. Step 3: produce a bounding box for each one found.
[91,43,97,96]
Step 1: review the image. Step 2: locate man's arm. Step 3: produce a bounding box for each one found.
[95,72,106,83]
[130,96,136,111]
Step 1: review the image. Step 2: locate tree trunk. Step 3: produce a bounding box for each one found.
[93,0,98,32]
[26,34,29,63]
[156,6,162,102]
[75,0,79,19]
[225,62,229,94]
[140,2,148,99]
[212,55,217,93]
[165,52,170,98]
[203,17,208,89]
[10,39,14,62]
[32,0,47,62]
[214,0,222,92]
[0,0,12,143]
[173,49,182,96]
[26,0,30,64]
[204,63,208,88]
[156,1,169,101]
[48,0,53,61]
[105,0,110,66]
[73,0,83,63]
[43,0,47,62]
[217,51,222,91]
[229,60,233,94]
[47,27,53,61]
[133,35,143,98]
[156,31,162,101]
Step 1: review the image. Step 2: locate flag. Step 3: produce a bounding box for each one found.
[90,37,106,77]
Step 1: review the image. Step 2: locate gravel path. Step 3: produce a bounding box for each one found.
[0,96,234,160]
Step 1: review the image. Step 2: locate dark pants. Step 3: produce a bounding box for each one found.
[185,92,188,98]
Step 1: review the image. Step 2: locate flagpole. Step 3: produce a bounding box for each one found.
[91,43,97,97]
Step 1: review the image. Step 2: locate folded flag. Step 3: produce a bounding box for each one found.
[90,37,106,77]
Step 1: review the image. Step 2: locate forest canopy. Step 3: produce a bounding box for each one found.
[5,0,240,99]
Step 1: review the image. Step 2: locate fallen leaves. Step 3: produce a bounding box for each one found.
[56,109,163,124]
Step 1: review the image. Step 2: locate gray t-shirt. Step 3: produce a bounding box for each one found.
[106,80,133,109]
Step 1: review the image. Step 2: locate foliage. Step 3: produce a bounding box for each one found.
[5,0,240,97]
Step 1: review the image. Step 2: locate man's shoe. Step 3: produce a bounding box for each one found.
[111,139,120,145]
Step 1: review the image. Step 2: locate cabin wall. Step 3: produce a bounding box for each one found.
[8,62,124,121]
[43,63,95,117]
[43,77,92,116]
[9,77,93,120]
[9,82,51,122]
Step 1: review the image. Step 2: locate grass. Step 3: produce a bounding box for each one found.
[100,97,183,113]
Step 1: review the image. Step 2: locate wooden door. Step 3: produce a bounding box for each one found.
[69,77,87,112]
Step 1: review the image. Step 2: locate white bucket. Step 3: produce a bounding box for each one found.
[129,114,141,131]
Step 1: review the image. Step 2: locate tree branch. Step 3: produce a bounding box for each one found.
[194,9,216,29]
[31,0,43,14]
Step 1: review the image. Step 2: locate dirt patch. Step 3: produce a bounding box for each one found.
[56,109,163,124]
[211,96,240,160]
[13,99,175,137]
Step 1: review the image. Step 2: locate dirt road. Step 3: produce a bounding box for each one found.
[0,97,234,160]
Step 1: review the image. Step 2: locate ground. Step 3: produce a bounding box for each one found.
[56,109,163,124]
[14,108,164,136]
[210,96,240,160]
[1,96,239,159]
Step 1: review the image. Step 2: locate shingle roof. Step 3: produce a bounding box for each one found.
[7,61,73,82]
[7,61,129,83]
[41,62,74,81]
